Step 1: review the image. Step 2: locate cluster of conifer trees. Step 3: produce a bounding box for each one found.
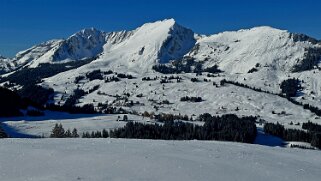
[152,57,222,74]
[180,96,203,102]
[280,78,301,98]
[264,122,321,149]
[82,129,109,138]
[48,114,257,143]
[50,123,79,138]
[111,114,257,143]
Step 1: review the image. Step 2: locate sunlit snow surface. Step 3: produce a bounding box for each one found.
[0,138,320,181]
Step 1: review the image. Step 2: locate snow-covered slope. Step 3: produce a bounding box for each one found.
[32,20,321,127]
[87,18,195,72]
[188,26,321,73]
[185,26,321,108]
[0,55,15,73]
[0,40,64,73]
[1,138,321,181]
[14,39,63,67]
[26,28,107,68]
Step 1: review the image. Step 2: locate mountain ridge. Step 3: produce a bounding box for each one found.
[1,19,320,74]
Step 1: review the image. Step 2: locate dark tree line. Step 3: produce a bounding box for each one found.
[0,58,94,86]
[180,96,203,102]
[152,64,183,74]
[18,84,54,107]
[110,114,257,143]
[48,103,97,114]
[263,122,285,138]
[0,86,49,117]
[264,122,321,149]
[48,114,257,144]
[116,73,134,79]
[152,64,222,74]
[75,70,114,83]
[152,57,222,74]
[220,79,274,94]
[50,123,79,138]
[203,65,222,74]
[82,129,109,138]
[153,113,190,122]
[86,69,104,81]
[302,121,321,133]
[142,77,157,81]
[0,86,24,117]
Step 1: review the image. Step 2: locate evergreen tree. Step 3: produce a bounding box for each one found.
[102,129,109,138]
[95,131,102,138]
[72,128,79,138]
[50,123,65,138]
[311,133,321,149]
[65,129,72,138]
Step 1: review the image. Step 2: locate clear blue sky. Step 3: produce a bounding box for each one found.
[1,0,320,57]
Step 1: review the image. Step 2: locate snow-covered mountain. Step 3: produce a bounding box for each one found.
[189,26,321,73]
[0,55,15,73]
[0,19,196,72]
[2,18,321,126]
[90,18,196,71]
[3,19,320,74]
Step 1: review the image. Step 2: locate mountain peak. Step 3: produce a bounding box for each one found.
[72,27,105,39]
[136,18,177,33]
[49,28,106,62]
[234,26,286,34]
[126,18,195,64]
[142,18,176,26]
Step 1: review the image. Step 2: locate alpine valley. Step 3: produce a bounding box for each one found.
[2,18,321,180]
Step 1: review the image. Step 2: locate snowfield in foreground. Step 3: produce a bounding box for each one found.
[0,139,320,181]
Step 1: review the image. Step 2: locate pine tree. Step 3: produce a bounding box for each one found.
[311,133,321,149]
[95,131,102,138]
[72,128,79,138]
[50,123,65,138]
[102,129,109,138]
[65,129,72,138]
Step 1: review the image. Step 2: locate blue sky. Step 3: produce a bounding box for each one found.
[0,0,320,57]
